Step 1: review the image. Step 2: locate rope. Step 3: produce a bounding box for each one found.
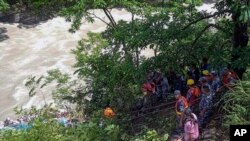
[130,96,202,118]
[130,98,176,114]
[129,105,176,121]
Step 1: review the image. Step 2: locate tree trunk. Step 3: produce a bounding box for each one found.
[135,47,139,68]
[231,11,248,79]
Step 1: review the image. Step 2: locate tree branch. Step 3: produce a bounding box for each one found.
[103,8,116,27]
[106,8,117,25]
[210,24,229,33]
[192,24,229,46]
[87,12,111,27]
[183,9,231,30]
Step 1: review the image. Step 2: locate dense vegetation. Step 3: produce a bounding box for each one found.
[1,0,250,140]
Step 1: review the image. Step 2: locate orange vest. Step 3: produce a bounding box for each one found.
[187,86,200,107]
[104,107,115,118]
[190,86,201,97]
[175,96,188,116]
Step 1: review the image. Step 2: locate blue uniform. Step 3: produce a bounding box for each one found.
[199,93,213,128]
[211,77,221,95]
[156,77,169,101]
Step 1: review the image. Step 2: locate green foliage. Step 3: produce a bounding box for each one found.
[24,69,92,117]
[72,32,140,112]
[218,70,250,130]
[13,104,57,119]
[46,69,70,84]
[132,130,168,141]
[225,0,250,23]
[0,0,9,11]
[58,0,146,32]
[0,118,121,141]
[0,117,171,141]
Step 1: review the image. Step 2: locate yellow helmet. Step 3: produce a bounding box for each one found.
[202,70,209,76]
[187,79,195,86]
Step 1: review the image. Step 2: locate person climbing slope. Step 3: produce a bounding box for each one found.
[175,90,189,130]
[198,85,213,128]
[186,79,200,112]
[153,71,169,103]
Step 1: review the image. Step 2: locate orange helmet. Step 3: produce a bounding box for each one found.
[104,107,115,118]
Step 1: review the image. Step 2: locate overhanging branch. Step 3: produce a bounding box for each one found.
[192,24,229,46]
[87,12,111,27]
[183,9,231,30]
[210,24,229,33]
[103,8,116,27]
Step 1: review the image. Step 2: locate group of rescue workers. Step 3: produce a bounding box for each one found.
[103,58,239,141]
[172,67,238,140]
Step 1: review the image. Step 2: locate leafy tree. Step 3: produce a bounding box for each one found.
[0,0,9,11]
[73,32,140,112]
[182,0,250,78]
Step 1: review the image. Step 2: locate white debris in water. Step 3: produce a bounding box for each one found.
[48,58,72,74]
[0,121,4,129]
[13,86,28,101]
[32,37,56,50]
[22,95,53,109]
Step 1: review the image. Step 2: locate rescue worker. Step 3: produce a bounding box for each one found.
[103,102,115,118]
[186,79,200,112]
[141,81,156,95]
[175,90,189,129]
[200,57,210,72]
[202,70,212,84]
[141,73,157,108]
[175,74,186,94]
[153,71,169,103]
[198,76,211,92]
[199,85,213,128]
[221,68,238,87]
[188,64,200,84]
[166,67,178,92]
[210,71,221,95]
